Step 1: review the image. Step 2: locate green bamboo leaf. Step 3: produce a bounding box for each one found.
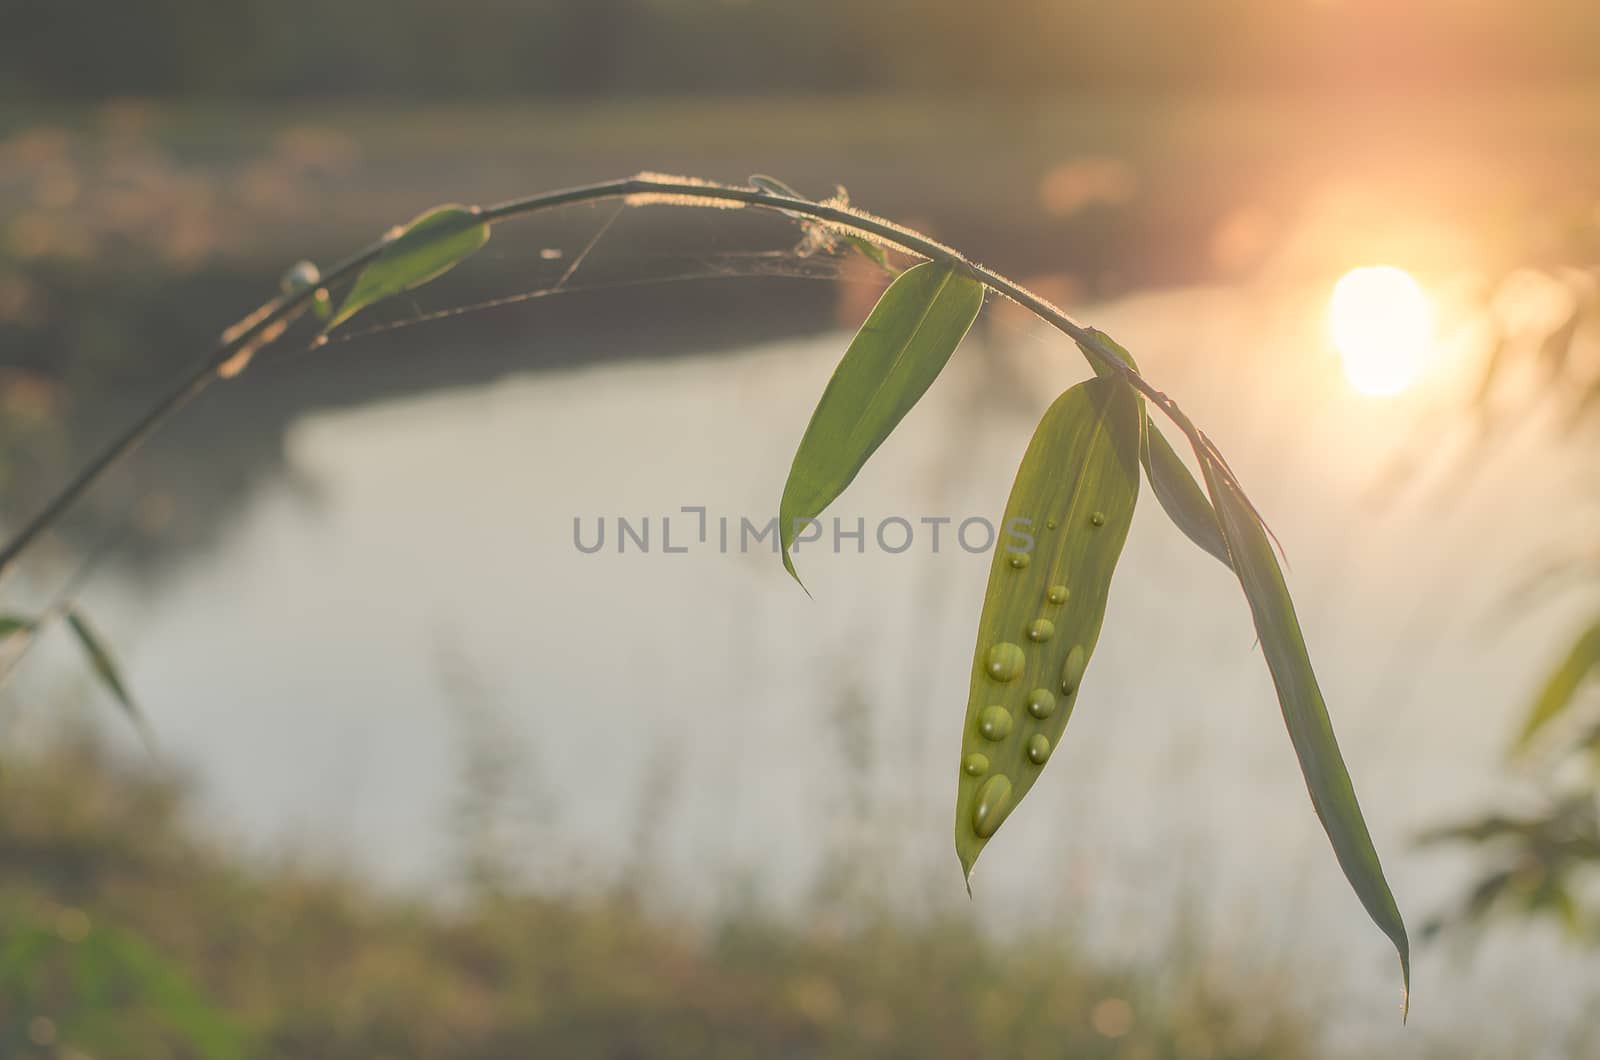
[1078,329,1230,569]
[779,261,984,584]
[328,204,489,330]
[1199,457,1410,1018]
[65,608,153,746]
[955,376,1141,881]
[1144,422,1231,569]
[1514,618,1600,751]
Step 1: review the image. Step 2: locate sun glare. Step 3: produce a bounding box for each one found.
[1329,266,1434,396]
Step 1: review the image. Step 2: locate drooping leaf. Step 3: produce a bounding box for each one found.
[1514,617,1600,752]
[1078,329,1230,569]
[1199,456,1410,1017]
[65,608,153,746]
[955,375,1141,881]
[1143,421,1232,569]
[779,261,984,584]
[328,204,490,330]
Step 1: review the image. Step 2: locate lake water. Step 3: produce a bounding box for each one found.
[11,267,1596,1052]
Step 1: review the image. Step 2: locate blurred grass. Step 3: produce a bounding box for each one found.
[0,730,1320,1060]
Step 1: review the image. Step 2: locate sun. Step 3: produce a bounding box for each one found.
[1328,266,1434,396]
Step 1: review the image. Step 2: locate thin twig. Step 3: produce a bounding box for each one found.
[0,174,1252,579]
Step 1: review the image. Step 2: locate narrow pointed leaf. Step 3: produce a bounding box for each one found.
[328,204,489,329]
[1144,421,1231,568]
[1199,457,1410,1017]
[1078,329,1230,569]
[779,261,984,583]
[65,608,153,745]
[1514,618,1600,751]
[956,376,1141,879]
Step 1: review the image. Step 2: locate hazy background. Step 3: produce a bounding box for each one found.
[2,3,1598,1057]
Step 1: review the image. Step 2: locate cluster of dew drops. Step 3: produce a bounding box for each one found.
[963,510,1107,840]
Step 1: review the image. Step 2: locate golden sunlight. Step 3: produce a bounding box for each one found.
[1329,266,1434,396]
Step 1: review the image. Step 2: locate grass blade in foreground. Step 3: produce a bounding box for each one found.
[1514,617,1600,751]
[779,261,984,584]
[0,615,34,641]
[65,608,154,749]
[328,204,490,329]
[1200,455,1411,1017]
[956,376,1141,882]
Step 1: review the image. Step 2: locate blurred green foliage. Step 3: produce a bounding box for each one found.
[1421,607,1600,948]
[0,733,1318,1059]
[1415,222,1600,950]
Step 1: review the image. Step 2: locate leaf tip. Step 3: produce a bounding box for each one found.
[956,837,982,896]
[1398,947,1411,1024]
[781,549,812,598]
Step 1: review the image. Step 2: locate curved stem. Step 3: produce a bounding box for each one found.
[0,174,1235,580]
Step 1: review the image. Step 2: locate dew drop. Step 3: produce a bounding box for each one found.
[963,753,990,777]
[279,260,321,295]
[972,775,1013,838]
[1045,518,1059,531]
[1026,688,1056,719]
[1060,645,1087,694]
[1008,552,1031,570]
[1027,734,1052,765]
[1090,511,1106,527]
[1046,585,1070,606]
[978,706,1014,741]
[985,642,1026,682]
[1027,618,1055,643]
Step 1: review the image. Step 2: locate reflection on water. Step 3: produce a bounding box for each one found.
[27,267,1583,1042]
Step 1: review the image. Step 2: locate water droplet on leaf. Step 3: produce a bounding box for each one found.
[279,260,321,295]
[972,775,1013,838]
[979,706,1014,741]
[1046,585,1070,605]
[1027,618,1055,642]
[1026,689,1056,719]
[963,753,990,776]
[1027,734,1052,764]
[1060,645,1087,694]
[985,642,1026,682]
